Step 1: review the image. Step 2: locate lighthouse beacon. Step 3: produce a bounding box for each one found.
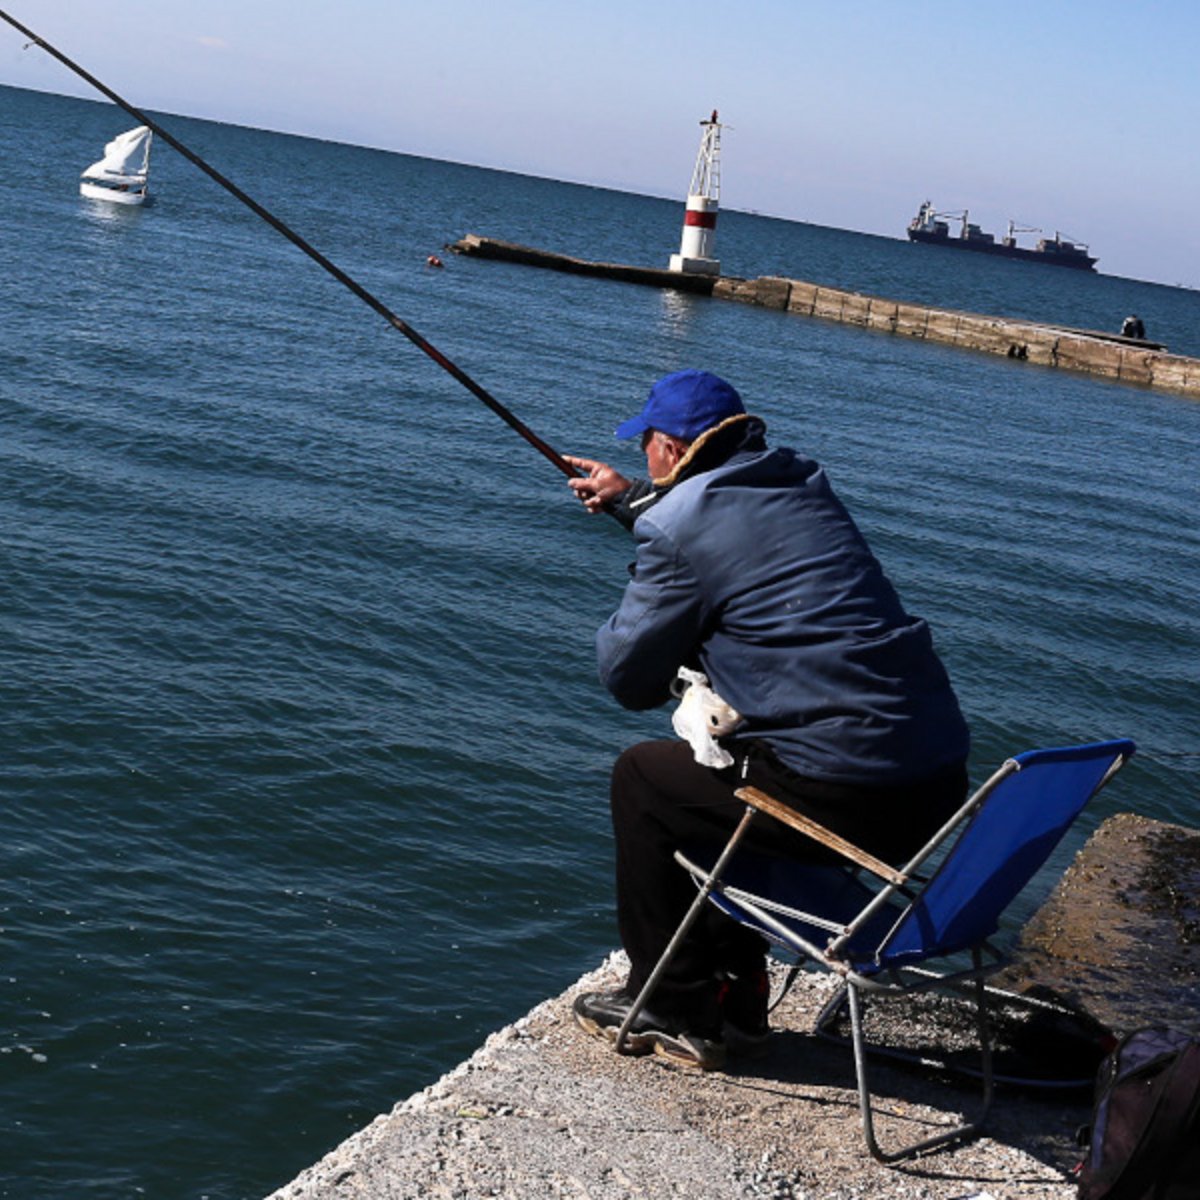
[669,111,722,276]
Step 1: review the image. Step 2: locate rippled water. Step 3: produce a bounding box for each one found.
[3,85,1199,1199]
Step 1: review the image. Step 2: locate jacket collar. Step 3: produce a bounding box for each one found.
[651,413,767,487]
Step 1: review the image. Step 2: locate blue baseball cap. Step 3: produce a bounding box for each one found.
[614,369,744,441]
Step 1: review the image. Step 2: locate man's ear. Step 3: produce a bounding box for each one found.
[666,435,690,466]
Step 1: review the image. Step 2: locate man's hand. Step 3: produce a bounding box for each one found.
[564,455,632,514]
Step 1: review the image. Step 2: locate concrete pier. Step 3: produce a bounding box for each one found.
[449,235,1200,401]
[267,958,1088,1200]
[267,814,1199,1199]
[449,234,718,294]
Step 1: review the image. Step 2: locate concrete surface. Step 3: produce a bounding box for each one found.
[267,814,1199,1199]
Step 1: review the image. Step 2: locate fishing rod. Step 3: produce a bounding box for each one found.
[0,8,605,499]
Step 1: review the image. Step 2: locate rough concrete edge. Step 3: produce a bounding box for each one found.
[262,954,628,1199]
[396,953,622,1115]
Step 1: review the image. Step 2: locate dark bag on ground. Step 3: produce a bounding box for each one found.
[1077,1026,1200,1200]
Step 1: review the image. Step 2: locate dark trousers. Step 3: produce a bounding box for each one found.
[610,740,968,1015]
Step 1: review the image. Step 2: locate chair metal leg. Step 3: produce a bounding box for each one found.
[615,805,758,1054]
[971,949,996,1119]
[848,946,995,1163]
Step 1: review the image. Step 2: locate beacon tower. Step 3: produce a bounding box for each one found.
[669,111,722,275]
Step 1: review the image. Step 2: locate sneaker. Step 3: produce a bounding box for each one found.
[572,988,726,1071]
[718,969,772,1057]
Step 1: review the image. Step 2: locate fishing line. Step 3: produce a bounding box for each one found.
[0,8,609,503]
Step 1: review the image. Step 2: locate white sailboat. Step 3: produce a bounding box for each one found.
[80,125,153,206]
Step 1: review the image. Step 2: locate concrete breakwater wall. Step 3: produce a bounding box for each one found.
[717,274,1200,400]
[449,233,717,293]
[449,235,1200,401]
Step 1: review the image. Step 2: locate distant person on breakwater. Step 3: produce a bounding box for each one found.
[1121,314,1147,339]
[563,369,970,1070]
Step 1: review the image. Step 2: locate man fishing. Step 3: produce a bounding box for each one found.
[11,6,968,1079]
[564,369,971,1070]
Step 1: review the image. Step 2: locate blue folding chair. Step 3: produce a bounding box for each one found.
[616,739,1136,1162]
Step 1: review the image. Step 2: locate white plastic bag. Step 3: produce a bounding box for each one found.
[670,667,743,768]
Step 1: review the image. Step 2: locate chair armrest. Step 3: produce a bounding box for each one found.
[734,786,907,887]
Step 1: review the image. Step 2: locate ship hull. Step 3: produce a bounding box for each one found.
[907,228,1096,271]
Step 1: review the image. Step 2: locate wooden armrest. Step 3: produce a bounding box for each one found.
[734,785,907,887]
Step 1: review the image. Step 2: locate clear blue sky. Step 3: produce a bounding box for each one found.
[2,0,1197,286]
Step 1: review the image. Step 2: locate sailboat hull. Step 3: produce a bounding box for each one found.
[80,179,150,206]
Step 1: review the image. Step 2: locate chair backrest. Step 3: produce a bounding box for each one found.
[862,739,1135,971]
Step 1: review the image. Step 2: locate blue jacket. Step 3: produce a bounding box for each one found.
[596,417,969,784]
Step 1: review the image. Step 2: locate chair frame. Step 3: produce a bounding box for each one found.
[615,742,1134,1163]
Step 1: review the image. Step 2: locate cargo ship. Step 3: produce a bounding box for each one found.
[907,200,1097,271]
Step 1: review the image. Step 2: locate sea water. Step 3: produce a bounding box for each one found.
[2,85,1198,1199]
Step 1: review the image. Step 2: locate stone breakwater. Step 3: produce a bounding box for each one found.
[718,275,1199,399]
[449,235,1200,401]
[266,815,1199,1199]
